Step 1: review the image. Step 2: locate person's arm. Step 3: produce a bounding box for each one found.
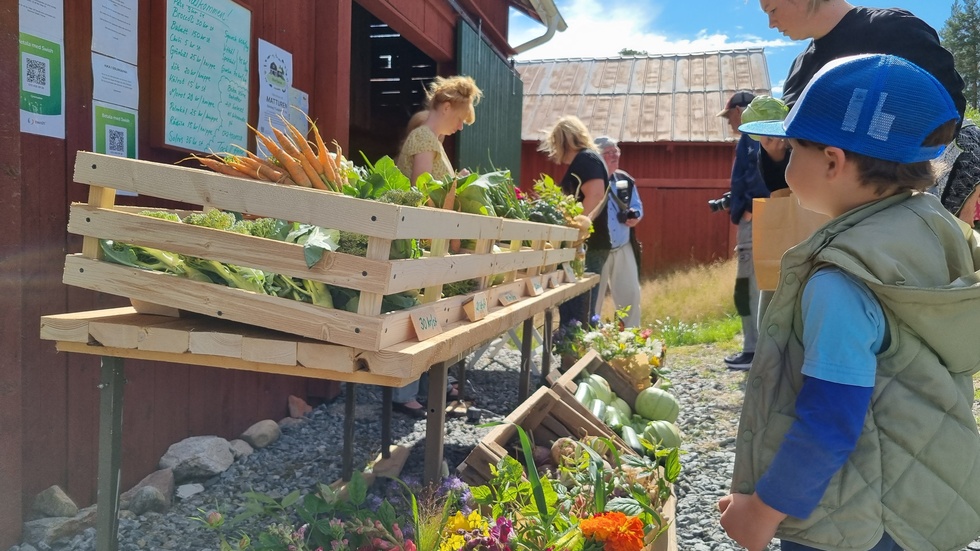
[580,178,607,221]
[626,179,643,227]
[410,151,436,185]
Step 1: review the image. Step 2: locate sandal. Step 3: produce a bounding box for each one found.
[392,402,427,419]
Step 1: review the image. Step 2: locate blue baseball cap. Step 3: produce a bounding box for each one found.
[739,54,959,163]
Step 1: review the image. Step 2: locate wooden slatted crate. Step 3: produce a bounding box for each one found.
[65,152,582,352]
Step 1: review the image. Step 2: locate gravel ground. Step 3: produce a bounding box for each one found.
[17,342,980,551]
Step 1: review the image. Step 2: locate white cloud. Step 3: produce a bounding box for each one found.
[511,0,794,61]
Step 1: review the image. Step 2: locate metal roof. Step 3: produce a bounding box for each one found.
[516,49,772,143]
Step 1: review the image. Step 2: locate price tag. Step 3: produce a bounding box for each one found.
[562,262,578,283]
[498,290,521,306]
[547,272,559,288]
[462,292,489,322]
[410,307,443,341]
[526,276,544,296]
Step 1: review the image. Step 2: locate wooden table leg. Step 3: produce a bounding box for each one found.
[541,308,553,386]
[96,356,124,551]
[342,383,356,480]
[518,318,534,401]
[381,387,392,459]
[423,361,448,485]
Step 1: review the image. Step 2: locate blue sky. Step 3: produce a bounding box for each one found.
[509,0,957,97]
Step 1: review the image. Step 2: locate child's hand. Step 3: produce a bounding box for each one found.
[719,492,786,551]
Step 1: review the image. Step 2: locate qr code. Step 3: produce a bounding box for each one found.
[22,53,50,96]
[105,125,127,156]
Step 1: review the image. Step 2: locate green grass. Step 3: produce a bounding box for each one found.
[655,314,741,347]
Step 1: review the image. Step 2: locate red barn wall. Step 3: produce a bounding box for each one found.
[520,141,737,275]
[0,0,500,546]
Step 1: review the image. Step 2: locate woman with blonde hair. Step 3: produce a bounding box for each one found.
[396,75,482,185]
[539,115,610,329]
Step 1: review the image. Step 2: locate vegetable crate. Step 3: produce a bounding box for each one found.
[65,152,581,352]
[456,385,634,487]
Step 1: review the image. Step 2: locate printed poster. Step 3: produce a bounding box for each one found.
[19,0,66,138]
[92,0,138,64]
[93,100,138,159]
[256,39,293,157]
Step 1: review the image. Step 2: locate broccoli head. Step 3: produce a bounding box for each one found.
[182,209,237,230]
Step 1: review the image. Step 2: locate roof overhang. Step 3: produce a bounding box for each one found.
[509,0,568,32]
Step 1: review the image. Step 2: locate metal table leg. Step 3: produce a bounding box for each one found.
[342,382,357,480]
[381,386,392,459]
[518,318,534,401]
[541,308,554,385]
[96,356,124,551]
[423,361,448,485]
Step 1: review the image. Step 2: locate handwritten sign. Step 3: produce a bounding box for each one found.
[498,290,520,306]
[462,292,489,322]
[526,276,544,297]
[165,0,250,153]
[562,262,578,283]
[411,307,443,341]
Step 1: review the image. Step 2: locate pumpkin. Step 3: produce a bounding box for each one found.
[642,420,682,449]
[634,386,679,423]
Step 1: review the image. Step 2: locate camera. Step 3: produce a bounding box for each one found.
[616,208,640,224]
[707,191,732,212]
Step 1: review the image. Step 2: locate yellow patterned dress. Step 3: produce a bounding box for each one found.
[396,125,454,182]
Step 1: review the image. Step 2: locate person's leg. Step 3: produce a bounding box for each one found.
[726,219,756,370]
[585,248,609,322]
[608,246,642,327]
[392,379,419,403]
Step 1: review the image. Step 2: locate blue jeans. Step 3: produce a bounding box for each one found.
[558,247,609,328]
[781,532,902,551]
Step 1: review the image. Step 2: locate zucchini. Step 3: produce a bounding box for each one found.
[589,399,607,420]
[573,382,595,405]
[604,408,625,431]
[621,425,644,454]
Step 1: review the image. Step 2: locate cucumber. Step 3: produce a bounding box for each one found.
[620,425,644,454]
[604,408,625,431]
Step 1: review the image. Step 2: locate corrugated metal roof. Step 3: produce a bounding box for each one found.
[516,49,772,143]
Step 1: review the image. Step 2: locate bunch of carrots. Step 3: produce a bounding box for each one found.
[191,114,348,193]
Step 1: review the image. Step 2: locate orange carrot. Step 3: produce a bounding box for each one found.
[249,124,312,187]
[195,155,246,178]
[235,156,284,182]
[443,178,458,210]
[270,126,303,160]
[277,117,329,190]
[310,121,338,186]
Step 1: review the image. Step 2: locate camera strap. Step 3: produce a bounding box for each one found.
[608,173,632,213]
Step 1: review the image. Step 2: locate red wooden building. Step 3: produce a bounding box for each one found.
[515,50,773,275]
[0,0,548,546]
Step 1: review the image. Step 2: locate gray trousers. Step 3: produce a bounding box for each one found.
[734,219,759,354]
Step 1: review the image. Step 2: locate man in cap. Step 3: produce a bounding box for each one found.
[717,90,770,370]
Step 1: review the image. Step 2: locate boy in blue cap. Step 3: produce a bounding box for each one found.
[718,54,980,551]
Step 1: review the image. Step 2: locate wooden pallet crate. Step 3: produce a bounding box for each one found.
[65,152,582,352]
[457,385,632,486]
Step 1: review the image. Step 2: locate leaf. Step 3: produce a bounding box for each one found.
[512,424,553,527]
[378,500,396,530]
[662,447,682,482]
[280,489,302,508]
[605,497,644,516]
[469,485,494,504]
[347,470,367,506]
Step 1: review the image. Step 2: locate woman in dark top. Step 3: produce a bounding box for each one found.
[538,115,610,327]
[758,0,966,193]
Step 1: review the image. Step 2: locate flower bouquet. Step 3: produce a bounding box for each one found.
[555,308,666,392]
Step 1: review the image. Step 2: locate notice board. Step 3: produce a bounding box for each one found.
[156,0,251,153]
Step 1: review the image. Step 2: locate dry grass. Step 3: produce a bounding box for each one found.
[599,258,737,326]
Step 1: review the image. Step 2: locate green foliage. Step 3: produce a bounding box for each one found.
[532,174,583,220]
[138,209,182,223]
[941,0,980,110]
[618,48,649,56]
[183,209,238,230]
[654,315,741,347]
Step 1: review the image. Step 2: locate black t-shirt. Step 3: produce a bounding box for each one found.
[560,148,611,250]
[760,147,789,193]
[781,7,966,120]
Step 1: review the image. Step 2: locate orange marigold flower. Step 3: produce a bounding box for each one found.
[579,512,625,541]
[606,515,645,551]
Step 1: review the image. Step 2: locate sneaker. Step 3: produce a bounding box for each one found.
[724,352,754,370]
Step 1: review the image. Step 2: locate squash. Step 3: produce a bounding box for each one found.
[604,407,626,431]
[620,425,644,454]
[589,399,607,421]
[608,396,632,418]
[586,373,613,404]
[642,420,682,449]
[634,386,680,423]
[574,381,595,405]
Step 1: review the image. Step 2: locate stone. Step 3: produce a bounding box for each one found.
[175,483,205,500]
[278,416,305,430]
[22,506,96,547]
[128,485,169,516]
[32,485,78,518]
[288,394,313,418]
[159,436,234,483]
[228,439,254,459]
[240,419,281,449]
[120,468,174,512]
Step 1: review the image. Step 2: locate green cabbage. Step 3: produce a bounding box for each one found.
[740,95,789,141]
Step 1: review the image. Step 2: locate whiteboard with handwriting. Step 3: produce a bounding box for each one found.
[164,0,250,153]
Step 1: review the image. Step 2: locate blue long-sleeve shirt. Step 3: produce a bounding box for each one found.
[730,133,770,225]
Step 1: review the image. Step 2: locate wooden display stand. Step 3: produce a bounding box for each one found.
[46,152,599,551]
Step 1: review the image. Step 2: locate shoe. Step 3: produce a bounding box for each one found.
[392,402,427,419]
[724,352,754,370]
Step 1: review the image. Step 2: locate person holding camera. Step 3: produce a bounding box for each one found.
[717,91,770,370]
[595,136,643,327]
